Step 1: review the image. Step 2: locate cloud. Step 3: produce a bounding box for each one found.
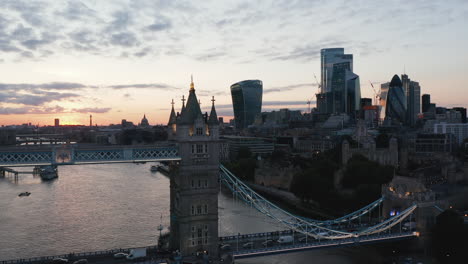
[0,82,88,91]
[0,107,31,115]
[108,83,179,90]
[0,91,79,106]
[264,83,317,94]
[194,51,228,61]
[110,32,139,47]
[146,18,172,31]
[196,90,227,97]
[0,105,66,115]
[72,107,111,113]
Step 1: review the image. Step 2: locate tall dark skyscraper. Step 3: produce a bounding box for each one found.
[422,94,431,113]
[385,75,407,125]
[401,74,421,126]
[317,48,361,116]
[230,80,263,130]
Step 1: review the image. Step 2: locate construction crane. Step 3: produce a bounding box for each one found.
[313,73,321,93]
[305,73,322,114]
[369,80,381,105]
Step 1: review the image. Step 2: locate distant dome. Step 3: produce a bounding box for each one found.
[389,74,402,87]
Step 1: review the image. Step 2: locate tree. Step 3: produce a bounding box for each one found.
[342,154,394,188]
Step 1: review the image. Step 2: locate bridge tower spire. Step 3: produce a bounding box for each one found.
[169,77,220,260]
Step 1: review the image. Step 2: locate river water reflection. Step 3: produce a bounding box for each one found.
[0,163,378,263]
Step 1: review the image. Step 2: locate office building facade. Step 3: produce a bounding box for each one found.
[385,75,407,125]
[434,122,468,146]
[422,94,431,113]
[317,48,361,116]
[401,74,421,127]
[230,80,263,130]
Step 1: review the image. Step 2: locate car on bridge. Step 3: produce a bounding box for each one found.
[71,259,87,264]
[51,258,68,264]
[261,239,275,247]
[113,252,128,259]
[219,244,231,251]
[242,242,254,249]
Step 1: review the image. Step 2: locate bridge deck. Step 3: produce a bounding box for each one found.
[0,145,180,167]
[228,232,417,259]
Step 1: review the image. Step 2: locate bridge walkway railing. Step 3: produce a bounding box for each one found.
[0,246,158,264]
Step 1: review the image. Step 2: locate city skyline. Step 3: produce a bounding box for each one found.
[0,0,467,126]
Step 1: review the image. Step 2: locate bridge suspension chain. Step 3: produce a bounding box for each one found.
[220,165,417,240]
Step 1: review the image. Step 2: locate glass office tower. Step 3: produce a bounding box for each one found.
[317,48,361,116]
[385,75,407,125]
[230,80,263,130]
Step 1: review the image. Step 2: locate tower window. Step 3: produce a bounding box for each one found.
[191,205,195,215]
[196,127,203,135]
[204,204,208,214]
[197,205,202,215]
[204,144,208,153]
[196,144,203,153]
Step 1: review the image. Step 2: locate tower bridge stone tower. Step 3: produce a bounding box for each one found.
[167,77,220,258]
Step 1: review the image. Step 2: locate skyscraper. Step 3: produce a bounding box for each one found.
[401,74,421,127]
[385,75,407,125]
[422,94,431,113]
[317,48,361,116]
[230,80,263,130]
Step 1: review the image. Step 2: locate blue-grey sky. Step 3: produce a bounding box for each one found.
[0,0,467,125]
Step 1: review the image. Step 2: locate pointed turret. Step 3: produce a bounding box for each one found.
[168,99,177,125]
[181,95,186,113]
[208,96,219,125]
[178,76,203,125]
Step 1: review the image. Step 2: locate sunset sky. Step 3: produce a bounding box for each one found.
[0,0,467,126]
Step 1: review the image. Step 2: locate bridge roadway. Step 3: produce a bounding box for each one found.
[221,230,418,260]
[0,144,180,167]
[1,230,417,264]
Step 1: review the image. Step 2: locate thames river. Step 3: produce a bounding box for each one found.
[0,163,380,263]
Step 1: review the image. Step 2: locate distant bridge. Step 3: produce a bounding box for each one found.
[0,144,180,167]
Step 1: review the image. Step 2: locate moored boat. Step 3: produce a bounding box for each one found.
[40,166,58,180]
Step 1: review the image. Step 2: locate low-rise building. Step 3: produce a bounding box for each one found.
[434,122,468,146]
